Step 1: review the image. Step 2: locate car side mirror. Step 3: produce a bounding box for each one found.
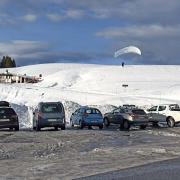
[72,113,74,115]
[33,112,35,115]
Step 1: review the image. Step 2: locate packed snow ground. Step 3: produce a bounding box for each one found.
[1,127,180,179]
[0,63,180,128]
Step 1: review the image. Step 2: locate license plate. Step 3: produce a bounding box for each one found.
[91,120,97,123]
[48,119,57,122]
[0,119,10,122]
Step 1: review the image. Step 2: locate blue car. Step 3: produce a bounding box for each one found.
[70,107,103,129]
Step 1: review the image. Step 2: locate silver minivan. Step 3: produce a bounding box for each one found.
[33,102,65,131]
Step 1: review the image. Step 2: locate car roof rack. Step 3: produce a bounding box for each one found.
[0,101,10,107]
[122,104,136,109]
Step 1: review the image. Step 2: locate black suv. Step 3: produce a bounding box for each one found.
[0,101,19,131]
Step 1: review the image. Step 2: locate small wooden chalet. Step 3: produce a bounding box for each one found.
[0,71,42,84]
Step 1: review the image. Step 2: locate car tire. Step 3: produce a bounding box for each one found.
[104,118,110,127]
[15,126,19,131]
[9,127,13,131]
[120,124,124,130]
[140,125,147,130]
[79,120,84,129]
[122,120,130,131]
[70,119,74,127]
[167,117,175,128]
[99,125,103,130]
[36,123,41,131]
[54,127,58,131]
[61,125,66,130]
[152,122,159,128]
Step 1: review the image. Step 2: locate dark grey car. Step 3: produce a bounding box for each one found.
[33,102,65,131]
[104,108,149,130]
[0,107,19,131]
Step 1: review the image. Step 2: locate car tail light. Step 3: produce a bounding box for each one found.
[11,115,18,119]
[37,112,43,119]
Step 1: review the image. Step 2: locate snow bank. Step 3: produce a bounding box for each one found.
[0,63,180,128]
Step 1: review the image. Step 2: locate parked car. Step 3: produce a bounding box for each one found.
[0,106,19,131]
[33,102,66,131]
[104,108,149,130]
[147,104,180,127]
[70,107,104,129]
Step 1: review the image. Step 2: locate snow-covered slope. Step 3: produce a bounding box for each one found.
[0,63,180,128]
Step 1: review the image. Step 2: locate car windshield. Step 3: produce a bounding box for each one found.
[41,104,62,113]
[148,106,157,111]
[85,109,101,114]
[132,109,146,115]
[0,108,16,115]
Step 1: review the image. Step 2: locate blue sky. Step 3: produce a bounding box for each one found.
[0,0,180,66]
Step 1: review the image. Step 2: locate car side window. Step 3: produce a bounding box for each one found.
[148,106,157,112]
[120,109,125,113]
[79,108,84,114]
[158,106,166,111]
[113,109,120,113]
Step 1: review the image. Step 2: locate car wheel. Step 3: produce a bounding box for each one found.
[79,120,84,129]
[15,126,19,131]
[140,125,147,130]
[152,122,159,128]
[120,123,124,130]
[70,119,74,127]
[61,125,66,130]
[104,118,110,127]
[36,123,41,131]
[167,117,175,128]
[99,125,103,130]
[122,120,130,131]
[54,127,58,131]
[9,127,13,131]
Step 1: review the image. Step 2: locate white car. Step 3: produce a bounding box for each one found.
[147,104,180,127]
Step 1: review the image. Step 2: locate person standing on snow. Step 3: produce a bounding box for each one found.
[122,62,125,67]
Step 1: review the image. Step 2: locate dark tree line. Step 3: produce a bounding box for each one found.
[0,56,16,68]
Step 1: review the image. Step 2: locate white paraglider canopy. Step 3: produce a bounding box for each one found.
[114,46,141,58]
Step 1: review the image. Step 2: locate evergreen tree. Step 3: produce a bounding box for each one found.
[0,56,17,68]
[12,59,16,67]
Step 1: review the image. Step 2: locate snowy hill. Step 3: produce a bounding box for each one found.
[0,63,180,128]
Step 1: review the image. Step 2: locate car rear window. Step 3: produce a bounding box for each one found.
[41,104,63,113]
[132,109,146,115]
[0,108,16,115]
[169,104,180,111]
[85,109,101,114]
